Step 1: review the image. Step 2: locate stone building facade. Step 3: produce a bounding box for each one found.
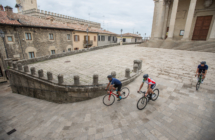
[148,0,215,48]
[117,33,143,43]
[15,0,101,28]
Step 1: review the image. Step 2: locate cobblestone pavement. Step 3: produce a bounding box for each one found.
[1,46,215,140]
[28,45,215,85]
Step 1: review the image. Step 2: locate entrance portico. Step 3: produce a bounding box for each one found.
[151,0,215,41]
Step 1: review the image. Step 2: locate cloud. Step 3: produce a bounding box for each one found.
[2,0,154,37]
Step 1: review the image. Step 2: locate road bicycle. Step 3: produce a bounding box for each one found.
[103,87,130,106]
[137,87,159,110]
[196,72,203,91]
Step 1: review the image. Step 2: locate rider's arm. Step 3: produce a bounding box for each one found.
[109,84,113,91]
[106,82,110,90]
[138,83,144,92]
[195,68,199,76]
[205,70,207,75]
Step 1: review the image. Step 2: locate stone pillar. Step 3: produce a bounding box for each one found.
[58,74,64,85]
[17,63,22,71]
[30,67,36,75]
[93,74,99,85]
[74,75,80,85]
[133,64,138,73]
[47,72,53,81]
[24,65,29,73]
[13,62,17,69]
[208,19,215,41]
[153,0,166,39]
[38,69,44,78]
[8,61,12,68]
[162,1,171,39]
[139,60,142,70]
[111,71,116,78]
[167,0,179,40]
[182,0,197,41]
[125,68,130,78]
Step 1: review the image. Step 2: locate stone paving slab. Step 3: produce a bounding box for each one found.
[28,45,215,85]
[1,46,215,140]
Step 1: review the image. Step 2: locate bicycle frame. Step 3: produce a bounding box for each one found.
[108,90,118,100]
[198,73,203,83]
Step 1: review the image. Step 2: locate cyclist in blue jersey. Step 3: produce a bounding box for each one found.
[105,75,122,101]
[195,61,208,83]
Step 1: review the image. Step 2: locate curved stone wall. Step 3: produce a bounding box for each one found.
[6,59,143,103]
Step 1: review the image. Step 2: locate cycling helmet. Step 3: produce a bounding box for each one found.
[107,75,112,78]
[143,74,149,79]
[201,61,206,65]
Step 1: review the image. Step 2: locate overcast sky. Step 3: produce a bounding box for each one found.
[2,0,154,37]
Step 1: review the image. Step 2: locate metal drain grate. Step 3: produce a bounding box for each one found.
[7,129,16,135]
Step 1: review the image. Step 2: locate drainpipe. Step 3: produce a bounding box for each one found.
[17,30,25,59]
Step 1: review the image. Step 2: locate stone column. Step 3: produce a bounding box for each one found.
[125,68,130,78]
[93,74,99,85]
[167,0,179,40]
[17,63,22,71]
[30,67,36,75]
[133,64,138,73]
[13,62,17,69]
[153,0,166,39]
[162,1,171,39]
[58,74,64,85]
[74,75,80,85]
[182,0,197,41]
[208,20,215,41]
[47,72,53,81]
[111,71,116,78]
[38,69,44,78]
[24,65,29,73]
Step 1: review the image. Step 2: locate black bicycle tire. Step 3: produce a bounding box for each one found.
[196,82,200,91]
[103,94,115,106]
[120,87,130,99]
[137,97,147,110]
[151,89,159,101]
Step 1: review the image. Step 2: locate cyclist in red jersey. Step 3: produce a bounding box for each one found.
[137,74,156,98]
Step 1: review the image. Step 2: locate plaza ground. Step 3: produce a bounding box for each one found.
[0,45,215,140]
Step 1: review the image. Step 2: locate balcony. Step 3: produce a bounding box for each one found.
[83,40,93,48]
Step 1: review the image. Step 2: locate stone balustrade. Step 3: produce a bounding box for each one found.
[6,58,142,104]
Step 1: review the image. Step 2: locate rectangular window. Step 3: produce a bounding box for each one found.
[29,52,35,59]
[49,33,54,40]
[67,34,70,40]
[98,35,100,41]
[113,37,114,41]
[101,36,105,41]
[74,35,79,41]
[68,48,71,52]
[94,36,96,41]
[108,36,111,41]
[74,48,79,50]
[51,50,55,55]
[25,33,32,40]
[7,36,13,42]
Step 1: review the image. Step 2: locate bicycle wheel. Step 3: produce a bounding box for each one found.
[151,89,159,101]
[103,94,115,106]
[120,87,130,99]
[196,82,200,91]
[137,97,147,110]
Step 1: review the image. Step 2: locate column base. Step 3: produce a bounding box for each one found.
[181,38,191,41]
[166,37,173,41]
[207,38,215,41]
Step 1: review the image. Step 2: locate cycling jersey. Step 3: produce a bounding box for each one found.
[110,78,121,85]
[143,77,156,85]
[198,64,208,73]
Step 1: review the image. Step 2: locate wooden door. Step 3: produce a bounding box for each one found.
[192,16,213,41]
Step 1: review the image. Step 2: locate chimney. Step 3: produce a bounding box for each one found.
[4,6,13,18]
[0,5,4,11]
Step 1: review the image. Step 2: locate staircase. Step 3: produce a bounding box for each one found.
[140,40,215,53]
